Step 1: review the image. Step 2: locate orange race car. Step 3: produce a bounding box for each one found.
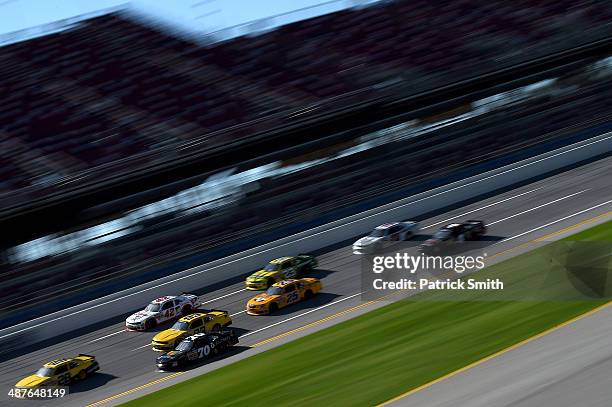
[246,278,322,315]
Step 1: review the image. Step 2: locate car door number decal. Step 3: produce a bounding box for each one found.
[287,291,299,303]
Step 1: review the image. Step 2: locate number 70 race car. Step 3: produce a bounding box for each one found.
[156,331,239,370]
[125,293,201,331]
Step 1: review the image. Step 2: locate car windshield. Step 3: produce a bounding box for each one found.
[36,367,54,377]
[175,340,193,352]
[433,229,451,239]
[369,229,385,237]
[264,263,280,271]
[171,321,189,331]
[144,303,161,312]
[266,287,283,296]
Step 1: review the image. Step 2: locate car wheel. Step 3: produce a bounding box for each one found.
[212,324,221,332]
[145,318,157,330]
[78,370,87,381]
[267,278,275,288]
[269,303,278,314]
[304,290,313,299]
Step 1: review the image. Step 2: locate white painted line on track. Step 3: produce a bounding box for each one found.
[502,198,612,242]
[231,310,246,317]
[201,289,247,305]
[131,343,151,351]
[488,189,589,226]
[89,330,126,343]
[239,292,363,339]
[422,187,543,229]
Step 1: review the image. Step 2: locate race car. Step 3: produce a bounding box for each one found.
[156,330,239,370]
[151,311,232,351]
[353,221,420,254]
[245,255,318,290]
[246,278,322,315]
[15,355,99,389]
[125,293,201,331]
[419,220,487,253]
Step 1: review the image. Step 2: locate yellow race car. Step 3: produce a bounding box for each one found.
[151,311,232,351]
[246,278,322,315]
[245,255,318,290]
[15,354,99,389]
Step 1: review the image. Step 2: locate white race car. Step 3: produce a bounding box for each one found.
[353,221,419,254]
[125,293,201,331]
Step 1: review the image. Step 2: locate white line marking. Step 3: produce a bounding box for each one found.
[88,330,125,343]
[231,310,246,317]
[239,292,362,339]
[201,289,247,305]
[422,187,543,229]
[502,198,612,242]
[488,189,589,226]
[131,343,151,351]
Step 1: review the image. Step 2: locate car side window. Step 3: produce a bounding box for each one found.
[161,301,173,311]
[284,284,295,293]
[190,319,203,329]
[68,361,78,369]
[55,365,68,374]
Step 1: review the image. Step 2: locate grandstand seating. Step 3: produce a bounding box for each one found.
[0,0,610,200]
[1,71,611,317]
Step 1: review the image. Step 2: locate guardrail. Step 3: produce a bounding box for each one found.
[0,132,610,350]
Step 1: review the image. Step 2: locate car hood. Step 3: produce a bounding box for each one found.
[153,329,185,343]
[126,310,157,324]
[156,350,184,362]
[354,236,382,246]
[16,375,50,388]
[248,293,279,305]
[247,270,278,281]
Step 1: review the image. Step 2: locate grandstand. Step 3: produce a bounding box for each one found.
[0,0,611,205]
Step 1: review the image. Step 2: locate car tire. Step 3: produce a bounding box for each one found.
[212,324,221,332]
[78,370,87,381]
[269,303,278,314]
[304,290,313,299]
[267,279,275,288]
[145,318,157,330]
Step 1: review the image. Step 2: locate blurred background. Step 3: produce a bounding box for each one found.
[0,0,611,326]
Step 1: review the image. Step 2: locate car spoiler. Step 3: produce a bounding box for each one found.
[181,292,199,297]
[77,353,96,359]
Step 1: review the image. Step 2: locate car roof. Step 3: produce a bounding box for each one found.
[178,313,204,322]
[376,222,399,229]
[151,296,176,304]
[272,279,298,287]
[270,257,294,264]
[186,332,209,340]
[44,359,71,368]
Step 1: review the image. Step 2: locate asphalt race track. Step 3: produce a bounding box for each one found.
[1,156,611,407]
[389,303,612,407]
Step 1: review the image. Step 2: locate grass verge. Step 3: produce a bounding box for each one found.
[123,220,611,407]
